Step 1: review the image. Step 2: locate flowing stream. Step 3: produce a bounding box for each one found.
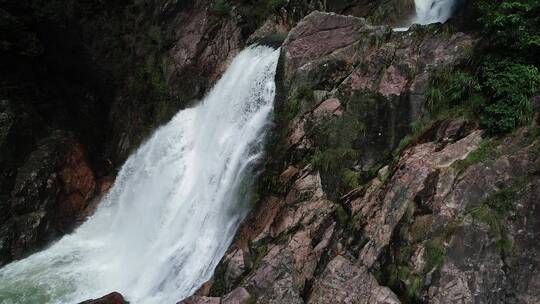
[0,45,280,304]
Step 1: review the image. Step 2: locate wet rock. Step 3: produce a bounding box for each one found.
[56,142,96,232]
[223,249,248,290]
[79,292,127,304]
[0,131,98,265]
[178,296,220,304]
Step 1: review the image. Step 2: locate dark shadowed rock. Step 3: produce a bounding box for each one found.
[1,131,98,265]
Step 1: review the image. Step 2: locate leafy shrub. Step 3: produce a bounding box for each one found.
[478,0,540,60]
[446,71,478,105]
[481,58,540,98]
[311,148,359,172]
[341,169,360,191]
[480,59,539,134]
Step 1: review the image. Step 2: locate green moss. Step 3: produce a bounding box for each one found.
[405,275,424,301]
[208,262,228,296]
[311,148,360,172]
[335,205,350,226]
[393,118,437,157]
[452,139,502,172]
[284,98,301,121]
[468,179,528,253]
[209,0,233,23]
[252,173,285,205]
[279,85,315,122]
[409,216,433,242]
[341,169,361,191]
[386,263,424,303]
[424,240,445,272]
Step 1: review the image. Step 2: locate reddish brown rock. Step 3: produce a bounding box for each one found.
[97,176,115,195]
[222,287,252,304]
[56,142,97,231]
[378,65,407,97]
[78,292,127,304]
[313,98,343,118]
[168,6,242,89]
[283,11,377,77]
[356,130,483,267]
[307,255,400,304]
[178,295,220,304]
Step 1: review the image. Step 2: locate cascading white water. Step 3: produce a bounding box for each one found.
[414,0,457,24]
[393,0,457,31]
[0,45,280,304]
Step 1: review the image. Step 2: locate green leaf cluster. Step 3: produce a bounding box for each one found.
[480,58,540,134]
[478,0,540,61]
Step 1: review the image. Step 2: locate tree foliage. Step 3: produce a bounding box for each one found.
[471,0,540,134]
[478,0,540,62]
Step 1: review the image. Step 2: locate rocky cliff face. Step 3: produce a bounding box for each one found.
[179,10,540,304]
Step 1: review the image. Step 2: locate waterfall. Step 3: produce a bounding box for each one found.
[413,0,457,24]
[0,45,280,304]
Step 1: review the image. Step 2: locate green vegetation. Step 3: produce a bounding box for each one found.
[401,0,540,143]
[311,148,360,173]
[480,59,539,133]
[284,98,301,121]
[386,264,424,302]
[476,0,540,134]
[424,240,445,272]
[478,0,540,61]
[210,0,234,16]
[394,119,434,157]
[209,0,234,23]
[279,86,315,121]
[335,204,350,225]
[310,145,366,194]
[468,179,527,253]
[341,169,361,190]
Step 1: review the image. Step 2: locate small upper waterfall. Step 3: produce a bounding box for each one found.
[414,0,458,24]
[0,46,280,304]
[393,0,458,31]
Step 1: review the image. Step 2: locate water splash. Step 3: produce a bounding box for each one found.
[0,45,280,304]
[414,0,457,25]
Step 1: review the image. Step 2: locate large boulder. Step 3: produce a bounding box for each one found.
[0,130,98,265]
[78,292,128,304]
